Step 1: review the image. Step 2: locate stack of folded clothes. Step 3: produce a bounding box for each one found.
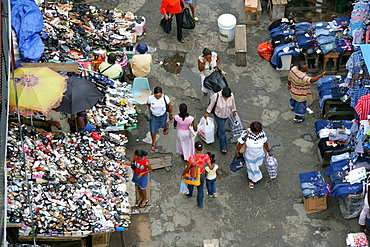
[299,171,330,199]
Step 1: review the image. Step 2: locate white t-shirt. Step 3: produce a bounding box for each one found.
[147,95,170,117]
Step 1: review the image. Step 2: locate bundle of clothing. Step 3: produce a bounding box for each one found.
[268,18,300,69]
[316,75,349,111]
[349,0,370,45]
[299,171,330,199]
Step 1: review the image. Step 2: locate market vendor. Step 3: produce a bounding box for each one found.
[127,43,152,78]
[45,110,71,133]
[98,53,123,80]
[76,111,96,133]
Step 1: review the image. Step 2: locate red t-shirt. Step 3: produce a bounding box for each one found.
[160,0,184,15]
[187,153,210,174]
[133,157,149,176]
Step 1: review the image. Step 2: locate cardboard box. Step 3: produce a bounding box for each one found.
[303,195,327,213]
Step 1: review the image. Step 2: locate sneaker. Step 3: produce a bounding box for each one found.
[293,116,305,123]
[193,17,199,22]
[208,194,213,197]
[213,194,217,197]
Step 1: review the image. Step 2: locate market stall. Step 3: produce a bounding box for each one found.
[7,0,148,244]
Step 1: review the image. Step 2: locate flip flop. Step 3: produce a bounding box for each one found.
[163,124,169,135]
[135,199,142,207]
[151,145,156,151]
[221,149,227,154]
[178,39,185,43]
[248,182,254,189]
[139,200,149,208]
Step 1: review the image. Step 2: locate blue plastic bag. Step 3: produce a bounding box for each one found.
[230,155,245,172]
[179,180,189,194]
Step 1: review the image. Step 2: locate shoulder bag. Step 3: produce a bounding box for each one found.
[182,8,195,29]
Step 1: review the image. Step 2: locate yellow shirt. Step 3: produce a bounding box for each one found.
[288,66,312,102]
[131,54,152,78]
[99,62,123,79]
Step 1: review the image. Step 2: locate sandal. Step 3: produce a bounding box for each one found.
[178,39,185,43]
[163,124,169,135]
[221,149,227,154]
[151,144,156,151]
[360,226,370,235]
[135,199,142,207]
[139,200,149,208]
[248,182,254,189]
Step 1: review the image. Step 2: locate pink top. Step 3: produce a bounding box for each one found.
[174,115,194,130]
[206,92,236,118]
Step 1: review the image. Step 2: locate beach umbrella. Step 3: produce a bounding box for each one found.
[9,67,67,115]
[54,76,103,114]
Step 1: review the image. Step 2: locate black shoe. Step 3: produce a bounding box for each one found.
[293,116,305,123]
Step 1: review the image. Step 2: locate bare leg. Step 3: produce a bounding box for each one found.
[136,184,143,203]
[151,132,157,151]
[189,3,195,17]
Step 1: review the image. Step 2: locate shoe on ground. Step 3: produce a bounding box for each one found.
[208,194,213,198]
[193,17,199,22]
[213,194,217,197]
[293,116,305,123]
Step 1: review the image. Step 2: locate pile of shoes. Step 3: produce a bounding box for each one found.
[39,0,146,63]
[7,123,131,235]
[88,81,138,131]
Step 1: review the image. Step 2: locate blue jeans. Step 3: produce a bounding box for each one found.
[289,98,307,116]
[206,178,216,195]
[214,114,227,151]
[187,172,205,207]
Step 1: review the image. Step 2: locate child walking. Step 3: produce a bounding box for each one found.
[205,152,224,197]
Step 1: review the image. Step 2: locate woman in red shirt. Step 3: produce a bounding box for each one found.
[125,149,152,208]
[160,0,185,43]
[181,141,210,208]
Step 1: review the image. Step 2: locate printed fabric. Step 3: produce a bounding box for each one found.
[288,66,312,102]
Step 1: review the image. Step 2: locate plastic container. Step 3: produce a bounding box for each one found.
[276,55,292,71]
[218,14,237,42]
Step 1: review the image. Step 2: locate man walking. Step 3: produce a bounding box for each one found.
[287,61,325,123]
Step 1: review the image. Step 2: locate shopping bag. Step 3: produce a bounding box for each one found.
[160,16,172,34]
[182,8,195,29]
[257,42,274,61]
[265,155,278,179]
[189,125,197,140]
[227,112,243,136]
[197,117,215,144]
[179,180,189,194]
[230,155,245,172]
[183,167,201,186]
[203,71,228,93]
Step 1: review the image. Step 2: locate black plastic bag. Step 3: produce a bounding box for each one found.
[182,8,195,29]
[160,15,172,34]
[203,70,228,93]
[230,155,245,172]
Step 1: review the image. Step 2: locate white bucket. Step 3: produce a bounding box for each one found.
[218,14,237,42]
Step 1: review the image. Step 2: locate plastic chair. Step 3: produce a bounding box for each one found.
[132,78,151,104]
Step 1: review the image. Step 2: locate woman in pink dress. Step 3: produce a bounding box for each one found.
[174,103,197,161]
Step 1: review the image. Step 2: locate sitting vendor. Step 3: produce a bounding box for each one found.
[45,110,71,133]
[99,53,123,79]
[76,111,96,133]
[127,43,152,79]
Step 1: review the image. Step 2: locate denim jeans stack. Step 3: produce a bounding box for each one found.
[295,22,317,56]
[312,22,338,54]
[299,171,330,199]
[317,75,348,109]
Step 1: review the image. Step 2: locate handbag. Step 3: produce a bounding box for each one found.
[239,130,249,154]
[182,8,195,29]
[160,15,173,34]
[144,108,152,121]
[230,155,245,172]
[183,165,201,186]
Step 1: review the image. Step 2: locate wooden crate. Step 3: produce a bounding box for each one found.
[92,233,109,247]
[246,0,261,24]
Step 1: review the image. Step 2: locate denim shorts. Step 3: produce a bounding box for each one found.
[289,98,307,116]
[184,0,193,3]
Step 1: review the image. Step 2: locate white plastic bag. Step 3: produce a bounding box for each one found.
[179,180,189,194]
[197,117,215,144]
[265,155,278,179]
